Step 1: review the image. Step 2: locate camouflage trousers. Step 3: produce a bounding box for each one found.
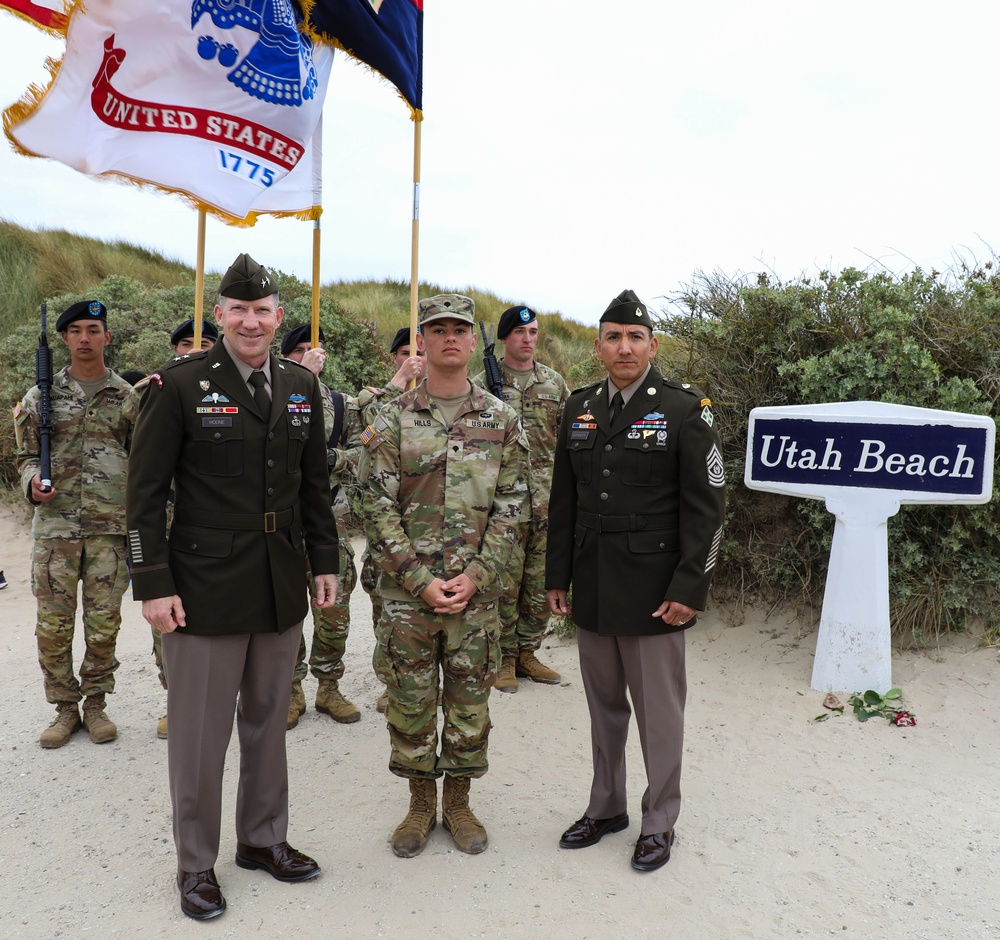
[32,535,128,704]
[152,627,167,689]
[294,537,357,684]
[374,595,501,780]
[359,545,384,633]
[499,515,552,657]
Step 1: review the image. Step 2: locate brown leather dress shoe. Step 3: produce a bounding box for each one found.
[177,868,226,920]
[235,841,321,882]
[631,829,675,871]
[558,812,629,849]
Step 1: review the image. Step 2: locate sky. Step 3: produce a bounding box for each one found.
[2,2,999,326]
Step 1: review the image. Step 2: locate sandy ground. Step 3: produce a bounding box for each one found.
[1,504,998,940]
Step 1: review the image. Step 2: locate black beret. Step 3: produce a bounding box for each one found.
[219,252,277,301]
[56,300,107,331]
[170,318,218,346]
[390,327,413,354]
[280,323,326,356]
[599,289,653,331]
[497,305,536,339]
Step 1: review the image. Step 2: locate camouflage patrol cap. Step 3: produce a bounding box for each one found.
[280,323,326,355]
[56,300,107,331]
[417,293,476,327]
[390,326,413,354]
[599,289,653,331]
[497,305,537,339]
[219,252,278,301]
[170,318,218,346]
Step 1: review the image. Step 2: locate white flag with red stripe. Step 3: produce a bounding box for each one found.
[4,0,332,224]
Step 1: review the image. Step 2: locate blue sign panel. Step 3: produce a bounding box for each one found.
[749,419,989,495]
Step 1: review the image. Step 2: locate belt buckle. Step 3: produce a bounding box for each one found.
[264,511,277,533]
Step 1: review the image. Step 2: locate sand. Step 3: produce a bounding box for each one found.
[0,504,997,940]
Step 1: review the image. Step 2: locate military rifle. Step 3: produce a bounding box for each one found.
[36,303,53,492]
[479,320,504,400]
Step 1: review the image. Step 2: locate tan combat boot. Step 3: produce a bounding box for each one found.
[391,778,437,858]
[39,703,81,748]
[376,688,389,714]
[287,680,306,730]
[315,679,361,723]
[516,650,561,684]
[442,775,488,854]
[156,714,168,739]
[82,694,118,744]
[495,654,518,694]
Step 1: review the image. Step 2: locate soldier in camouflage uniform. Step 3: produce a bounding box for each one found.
[360,295,528,858]
[473,305,570,692]
[350,326,425,713]
[14,300,133,748]
[281,324,361,727]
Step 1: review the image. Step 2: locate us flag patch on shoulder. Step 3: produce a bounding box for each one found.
[360,425,376,446]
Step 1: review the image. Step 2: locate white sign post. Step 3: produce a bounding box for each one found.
[745,402,995,692]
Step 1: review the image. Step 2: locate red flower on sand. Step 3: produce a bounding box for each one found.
[892,711,917,727]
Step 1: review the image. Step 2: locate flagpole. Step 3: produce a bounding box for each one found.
[311,217,321,348]
[194,209,206,346]
[408,117,422,385]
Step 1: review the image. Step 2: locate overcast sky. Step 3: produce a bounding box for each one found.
[2,2,998,326]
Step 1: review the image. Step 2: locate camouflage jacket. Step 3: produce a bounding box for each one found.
[15,367,133,539]
[348,380,407,446]
[472,358,569,504]
[360,379,530,601]
[320,380,360,525]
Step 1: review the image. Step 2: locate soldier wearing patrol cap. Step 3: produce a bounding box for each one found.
[361,293,529,858]
[473,305,569,691]
[15,299,133,748]
[546,288,726,873]
[126,252,340,919]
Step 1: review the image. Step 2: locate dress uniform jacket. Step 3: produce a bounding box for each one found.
[125,344,340,635]
[546,367,725,636]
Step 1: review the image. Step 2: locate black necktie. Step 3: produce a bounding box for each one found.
[609,391,624,423]
[249,370,270,416]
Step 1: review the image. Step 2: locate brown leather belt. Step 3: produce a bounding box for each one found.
[577,510,675,533]
[175,507,295,533]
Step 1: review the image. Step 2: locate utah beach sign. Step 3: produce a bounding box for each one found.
[745,402,994,692]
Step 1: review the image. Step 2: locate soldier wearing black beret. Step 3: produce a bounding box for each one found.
[546,288,726,873]
[171,318,218,354]
[126,252,340,919]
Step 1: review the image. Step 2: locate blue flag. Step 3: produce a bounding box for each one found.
[304,0,423,115]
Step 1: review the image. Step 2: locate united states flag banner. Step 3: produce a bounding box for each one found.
[303,0,422,117]
[4,0,334,224]
[0,0,68,33]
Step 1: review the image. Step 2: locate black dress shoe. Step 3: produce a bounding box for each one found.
[631,829,675,871]
[558,812,629,849]
[235,841,321,882]
[177,868,226,920]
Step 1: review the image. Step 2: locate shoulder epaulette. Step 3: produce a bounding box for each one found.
[664,379,705,399]
[570,380,601,395]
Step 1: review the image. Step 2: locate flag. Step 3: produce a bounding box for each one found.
[303,0,422,116]
[0,0,67,33]
[247,114,324,223]
[4,0,333,224]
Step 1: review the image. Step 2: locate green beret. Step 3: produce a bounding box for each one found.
[56,300,107,331]
[417,293,475,328]
[219,253,277,301]
[599,289,653,331]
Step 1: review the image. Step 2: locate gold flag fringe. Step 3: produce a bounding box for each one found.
[0,3,70,37]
